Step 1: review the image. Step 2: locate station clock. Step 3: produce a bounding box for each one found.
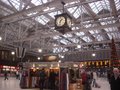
[55,13,72,34]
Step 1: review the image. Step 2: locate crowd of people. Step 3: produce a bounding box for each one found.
[39,68,59,90]
[3,67,120,90]
[80,67,120,90]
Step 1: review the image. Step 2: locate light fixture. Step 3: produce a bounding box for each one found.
[61,55,64,58]
[0,37,2,40]
[11,51,15,55]
[58,60,61,63]
[38,49,42,53]
[92,53,96,57]
[38,57,40,60]
[77,45,81,48]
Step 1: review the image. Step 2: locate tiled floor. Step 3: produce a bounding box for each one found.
[92,78,110,90]
[0,77,39,90]
[0,77,110,90]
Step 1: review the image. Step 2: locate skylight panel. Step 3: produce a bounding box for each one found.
[73,7,87,19]
[82,36,92,42]
[32,0,48,6]
[89,30,99,34]
[63,48,68,52]
[67,6,77,14]
[48,11,61,19]
[53,47,68,53]
[63,34,72,38]
[101,0,110,10]
[43,7,55,12]
[27,12,37,16]
[72,27,79,30]
[95,35,104,41]
[31,0,42,6]
[100,17,115,25]
[68,5,88,19]
[60,39,70,45]
[104,27,118,32]
[35,15,50,25]
[115,0,120,11]
[75,32,85,36]
[88,0,110,14]
[42,0,48,3]
[1,0,11,6]
[84,24,92,28]
[8,0,21,10]
[53,36,60,39]
[107,32,119,39]
[0,6,13,15]
[70,38,79,43]
[65,1,79,6]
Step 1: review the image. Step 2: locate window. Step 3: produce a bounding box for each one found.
[115,0,120,11]
[35,15,50,25]
[31,0,48,6]
[48,11,61,19]
[82,36,92,42]
[75,32,85,36]
[88,0,110,14]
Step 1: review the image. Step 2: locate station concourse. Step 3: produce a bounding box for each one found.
[0,0,120,90]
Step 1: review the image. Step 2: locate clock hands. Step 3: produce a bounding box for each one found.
[59,18,63,25]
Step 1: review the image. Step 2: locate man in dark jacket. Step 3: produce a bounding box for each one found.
[109,68,120,90]
[39,68,46,90]
[49,69,56,90]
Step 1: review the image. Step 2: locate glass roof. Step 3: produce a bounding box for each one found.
[93,34,104,41]
[82,36,92,42]
[115,0,120,11]
[53,47,68,53]
[35,15,50,25]
[107,32,120,39]
[48,11,61,19]
[53,36,61,40]
[89,30,100,34]
[1,0,120,55]
[88,0,110,14]
[68,6,89,19]
[75,32,85,36]
[1,0,11,6]
[31,0,48,6]
[2,0,22,10]
[70,38,79,43]
[63,34,73,38]
[60,39,71,45]
[72,27,79,30]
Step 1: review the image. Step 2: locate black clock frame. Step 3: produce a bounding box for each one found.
[55,13,72,34]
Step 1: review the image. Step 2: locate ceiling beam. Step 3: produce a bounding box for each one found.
[0,0,15,12]
[0,0,101,22]
[7,22,120,42]
[31,39,120,50]
[0,0,75,21]
[82,0,110,40]
[109,0,118,17]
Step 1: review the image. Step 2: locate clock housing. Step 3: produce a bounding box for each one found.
[55,13,72,34]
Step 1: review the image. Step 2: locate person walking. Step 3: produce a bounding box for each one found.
[109,68,120,90]
[92,71,97,87]
[4,71,8,80]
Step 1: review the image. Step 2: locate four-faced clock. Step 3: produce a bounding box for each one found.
[55,13,72,34]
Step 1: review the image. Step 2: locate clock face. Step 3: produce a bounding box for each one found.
[56,16,65,27]
[67,17,72,27]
